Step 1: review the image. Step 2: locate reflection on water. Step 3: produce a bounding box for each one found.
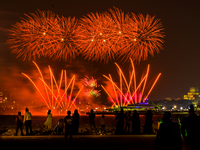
[0,114,188,128]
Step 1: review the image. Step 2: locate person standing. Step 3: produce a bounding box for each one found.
[115,111,120,135]
[64,110,73,144]
[23,108,32,135]
[116,108,125,135]
[44,109,52,130]
[155,112,182,150]
[100,114,106,135]
[124,111,131,134]
[181,104,200,150]
[144,110,153,134]
[131,110,141,134]
[89,109,96,134]
[72,109,80,135]
[15,111,23,136]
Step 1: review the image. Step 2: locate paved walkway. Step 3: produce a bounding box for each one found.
[0,135,187,150]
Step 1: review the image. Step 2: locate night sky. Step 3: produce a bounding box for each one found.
[1,0,200,106]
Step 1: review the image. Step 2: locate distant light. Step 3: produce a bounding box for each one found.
[180,107,183,110]
[91,39,94,42]
[118,31,122,34]
[43,32,46,35]
[100,33,102,35]
[134,38,137,42]
[103,39,106,42]
[61,38,64,41]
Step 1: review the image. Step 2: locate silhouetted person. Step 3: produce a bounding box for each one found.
[44,109,52,130]
[15,111,23,136]
[23,108,32,135]
[100,114,106,135]
[64,110,73,144]
[72,109,80,135]
[115,111,120,135]
[89,109,96,134]
[125,111,131,134]
[116,108,125,134]
[155,112,182,150]
[144,110,153,134]
[181,104,200,150]
[131,110,141,134]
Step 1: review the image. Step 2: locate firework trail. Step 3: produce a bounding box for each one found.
[7,10,78,61]
[22,61,83,110]
[101,58,161,107]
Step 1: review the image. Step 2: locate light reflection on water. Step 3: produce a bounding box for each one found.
[0,114,188,128]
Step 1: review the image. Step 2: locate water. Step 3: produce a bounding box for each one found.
[0,114,188,129]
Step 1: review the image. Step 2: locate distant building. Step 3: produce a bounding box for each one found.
[151,99,193,109]
[183,87,200,105]
[184,87,200,100]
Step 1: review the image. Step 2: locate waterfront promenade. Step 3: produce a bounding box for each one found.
[0,135,187,150]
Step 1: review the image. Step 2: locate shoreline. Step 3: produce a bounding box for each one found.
[0,110,191,116]
[0,112,190,136]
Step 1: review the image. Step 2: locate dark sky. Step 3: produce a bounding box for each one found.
[0,0,200,104]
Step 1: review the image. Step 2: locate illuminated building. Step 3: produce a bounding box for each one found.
[184,87,200,100]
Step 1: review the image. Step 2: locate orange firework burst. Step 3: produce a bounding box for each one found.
[119,13,165,62]
[76,11,118,63]
[101,58,161,107]
[7,10,78,61]
[107,7,132,52]
[76,7,164,63]
[7,8,164,63]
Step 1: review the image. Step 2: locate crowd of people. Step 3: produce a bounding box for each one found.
[14,104,200,149]
[14,107,152,137]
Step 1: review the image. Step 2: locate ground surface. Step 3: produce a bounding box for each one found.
[0,135,188,150]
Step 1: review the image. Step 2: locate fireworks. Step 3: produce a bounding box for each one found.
[118,13,165,62]
[101,59,161,107]
[82,76,101,97]
[7,10,78,61]
[82,76,97,88]
[22,61,83,110]
[76,11,118,63]
[7,8,164,63]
